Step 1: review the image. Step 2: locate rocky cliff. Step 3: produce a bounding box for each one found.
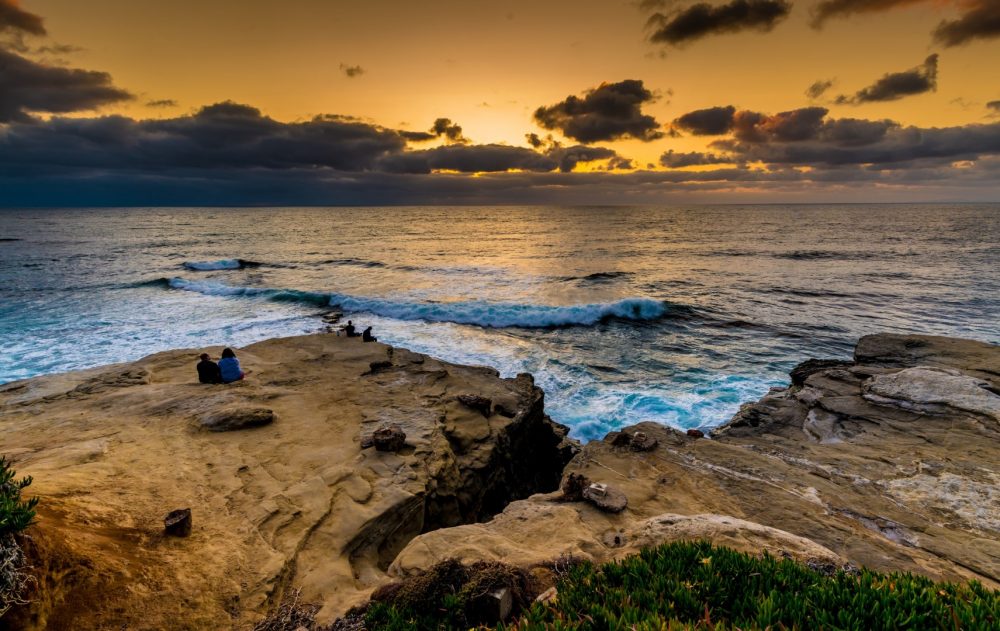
[392,334,1000,590]
[0,334,574,629]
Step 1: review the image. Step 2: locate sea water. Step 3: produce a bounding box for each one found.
[1,205,997,440]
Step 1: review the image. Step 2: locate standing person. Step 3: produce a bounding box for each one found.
[218,348,245,383]
[197,353,222,384]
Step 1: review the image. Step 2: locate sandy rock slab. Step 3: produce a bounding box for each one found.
[393,334,1000,593]
[0,333,574,630]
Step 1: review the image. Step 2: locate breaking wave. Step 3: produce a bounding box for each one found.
[182,259,263,271]
[160,277,675,328]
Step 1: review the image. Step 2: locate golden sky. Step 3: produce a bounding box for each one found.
[4,0,1000,203]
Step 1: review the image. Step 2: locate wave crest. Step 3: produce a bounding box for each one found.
[162,277,673,328]
[182,259,262,271]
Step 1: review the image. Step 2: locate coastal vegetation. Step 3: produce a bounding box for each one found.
[362,541,999,630]
[0,456,38,617]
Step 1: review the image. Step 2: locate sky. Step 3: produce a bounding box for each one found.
[1,0,1000,205]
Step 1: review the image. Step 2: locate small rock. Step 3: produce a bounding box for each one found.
[558,472,591,501]
[486,587,512,622]
[456,394,492,417]
[373,424,406,452]
[687,428,705,439]
[164,508,192,537]
[200,407,275,432]
[629,431,658,451]
[582,483,628,513]
[360,434,375,449]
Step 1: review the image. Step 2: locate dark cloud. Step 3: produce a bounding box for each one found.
[525,132,545,148]
[810,0,924,28]
[146,99,178,108]
[672,105,736,135]
[0,47,133,122]
[988,100,1000,112]
[377,144,556,174]
[660,149,733,167]
[836,54,938,104]
[647,0,791,47]
[339,63,365,78]
[0,0,45,36]
[547,145,619,172]
[933,0,1000,46]
[430,118,467,143]
[806,79,835,99]
[399,118,467,143]
[533,79,663,143]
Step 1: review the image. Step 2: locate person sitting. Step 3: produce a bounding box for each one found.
[343,320,358,337]
[362,326,377,342]
[197,353,222,384]
[218,347,245,383]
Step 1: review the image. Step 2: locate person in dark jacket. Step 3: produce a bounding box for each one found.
[197,353,222,384]
[362,326,377,342]
[343,320,357,337]
[218,348,245,383]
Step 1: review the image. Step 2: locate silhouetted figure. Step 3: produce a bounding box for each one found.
[362,326,377,342]
[218,347,245,383]
[344,320,358,337]
[197,353,222,384]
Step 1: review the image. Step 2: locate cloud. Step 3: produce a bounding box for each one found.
[810,0,925,28]
[660,149,734,167]
[146,99,178,108]
[0,0,45,36]
[533,79,663,143]
[0,47,133,122]
[988,100,1000,112]
[806,79,835,99]
[933,0,1000,46]
[672,105,736,135]
[647,0,792,47]
[339,63,365,78]
[399,118,468,143]
[836,54,938,104]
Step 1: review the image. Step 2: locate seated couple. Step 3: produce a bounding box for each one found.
[197,348,245,384]
[342,320,377,342]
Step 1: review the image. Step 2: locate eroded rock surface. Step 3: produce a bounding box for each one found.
[392,334,1000,591]
[0,334,574,630]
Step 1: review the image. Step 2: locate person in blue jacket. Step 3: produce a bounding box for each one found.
[218,347,245,383]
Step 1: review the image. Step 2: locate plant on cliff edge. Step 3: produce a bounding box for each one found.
[0,455,39,617]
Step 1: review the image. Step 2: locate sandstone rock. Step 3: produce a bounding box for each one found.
[372,424,406,452]
[2,333,572,630]
[630,431,658,451]
[366,360,393,374]
[456,394,492,417]
[199,407,275,431]
[686,428,704,438]
[789,359,852,387]
[558,472,591,502]
[164,508,192,537]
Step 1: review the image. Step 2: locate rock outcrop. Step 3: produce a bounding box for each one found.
[391,334,1000,592]
[0,334,574,630]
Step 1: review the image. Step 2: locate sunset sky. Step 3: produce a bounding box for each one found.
[2,0,1000,204]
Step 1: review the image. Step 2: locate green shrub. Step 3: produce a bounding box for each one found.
[0,456,38,538]
[0,456,38,617]
[362,541,999,630]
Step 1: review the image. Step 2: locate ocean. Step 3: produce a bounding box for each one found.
[1,205,997,440]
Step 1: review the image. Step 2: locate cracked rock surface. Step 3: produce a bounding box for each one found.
[0,334,573,630]
[392,334,1000,591]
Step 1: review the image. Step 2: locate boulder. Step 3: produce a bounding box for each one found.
[199,407,275,432]
[582,483,628,513]
[372,424,406,452]
[686,428,704,439]
[164,508,192,537]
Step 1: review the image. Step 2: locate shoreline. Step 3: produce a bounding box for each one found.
[2,331,999,629]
